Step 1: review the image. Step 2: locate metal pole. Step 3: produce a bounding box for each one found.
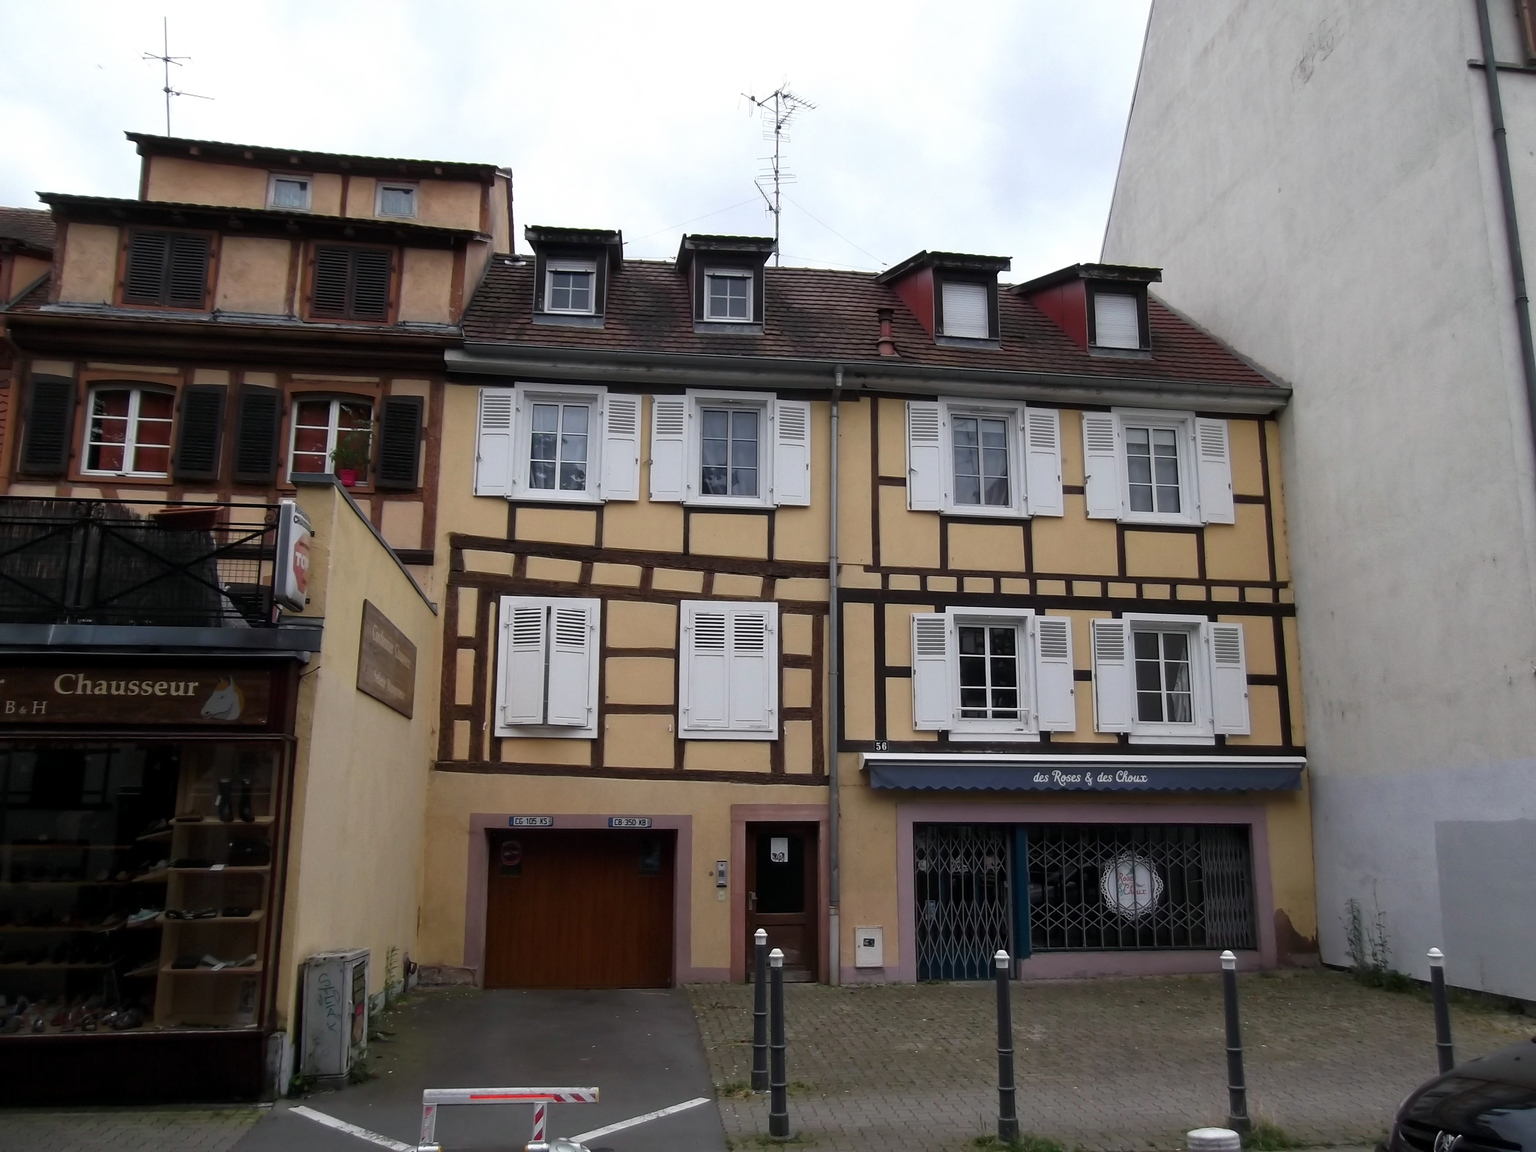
[995,949,1018,1143]
[826,363,843,988]
[1429,948,1455,1074]
[752,928,770,1091]
[1220,950,1249,1134]
[768,948,790,1139]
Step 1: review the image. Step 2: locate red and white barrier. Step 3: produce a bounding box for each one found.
[416,1086,599,1151]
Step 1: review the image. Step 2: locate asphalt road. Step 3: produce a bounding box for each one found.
[233,986,725,1152]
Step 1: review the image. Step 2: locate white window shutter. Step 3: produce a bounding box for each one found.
[727,609,778,732]
[910,613,953,730]
[1032,615,1076,732]
[681,606,729,731]
[1023,407,1063,517]
[1082,412,1123,519]
[906,401,945,511]
[1090,617,1134,732]
[499,598,548,726]
[1206,621,1250,735]
[648,396,688,502]
[771,400,812,506]
[601,394,641,501]
[475,387,516,497]
[941,281,990,338]
[544,602,596,727]
[1195,418,1235,524]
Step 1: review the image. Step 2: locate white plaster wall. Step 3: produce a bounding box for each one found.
[1103,0,1536,992]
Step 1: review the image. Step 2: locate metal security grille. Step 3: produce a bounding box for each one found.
[1026,823,1255,951]
[914,824,1011,980]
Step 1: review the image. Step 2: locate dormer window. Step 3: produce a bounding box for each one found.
[546,261,597,314]
[1093,291,1142,349]
[704,269,752,322]
[268,174,311,212]
[376,183,417,219]
[940,280,990,339]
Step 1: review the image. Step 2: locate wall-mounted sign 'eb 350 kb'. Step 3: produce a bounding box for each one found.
[273,499,312,615]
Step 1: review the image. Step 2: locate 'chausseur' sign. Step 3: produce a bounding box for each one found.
[0,669,272,725]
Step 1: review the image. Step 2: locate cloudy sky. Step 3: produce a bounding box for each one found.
[0,1,1150,280]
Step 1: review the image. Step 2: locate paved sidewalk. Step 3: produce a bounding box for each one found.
[0,1104,263,1152]
[688,969,1534,1152]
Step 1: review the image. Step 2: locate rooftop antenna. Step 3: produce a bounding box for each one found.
[142,17,211,136]
[742,84,815,266]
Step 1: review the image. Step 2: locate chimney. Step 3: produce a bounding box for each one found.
[876,307,897,357]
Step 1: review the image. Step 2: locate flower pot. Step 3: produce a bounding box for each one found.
[336,468,358,488]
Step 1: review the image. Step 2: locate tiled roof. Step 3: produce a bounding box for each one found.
[0,207,55,253]
[126,133,503,182]
[462,259,1276,388]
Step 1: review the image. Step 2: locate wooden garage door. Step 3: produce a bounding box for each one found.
[484,830,674,989]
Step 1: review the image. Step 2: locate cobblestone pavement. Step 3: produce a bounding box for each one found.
[688,970,1534,1152]
[0,1104,264,1152]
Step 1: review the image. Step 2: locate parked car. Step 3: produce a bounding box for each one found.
[1389,1037,1536,1151]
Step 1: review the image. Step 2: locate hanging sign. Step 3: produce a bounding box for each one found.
[356,601,417,718]
[769,837,790,864]
[1100,852,1164,921]
[273,500,313,614]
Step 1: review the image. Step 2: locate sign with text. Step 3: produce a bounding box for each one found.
[607,817,651,829]
[509,816,553,827]
[356,601,416,718]
[0,668,273,726]
[273,500,313,614]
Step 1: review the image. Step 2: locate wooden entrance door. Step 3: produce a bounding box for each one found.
[746,823,818,982]
[483,830,674,988]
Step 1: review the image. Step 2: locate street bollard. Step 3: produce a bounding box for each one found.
[1429,948,1455,1074]
[1220,950,1250,1134]
[768,948,791,1139]
[752,928,769,1092]
[995,949,1019,1144]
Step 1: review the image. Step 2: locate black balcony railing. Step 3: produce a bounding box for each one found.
[0,498,281,628]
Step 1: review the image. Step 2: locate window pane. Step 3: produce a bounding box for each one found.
[379,186,415,216]
[562,405,589,436]
[337,402,372,432]
[271,179,308,208]
[531,404,560,434]
[138,392,174,421]
[702,409,729,439]
[958,626,986,656]
[559,462,586,491]
[731,467,757,497]
[701,466,728,495]
[701,437,728,467]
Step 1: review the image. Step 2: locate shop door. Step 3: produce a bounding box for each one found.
[746,824,818,982]
[484,830,674,989]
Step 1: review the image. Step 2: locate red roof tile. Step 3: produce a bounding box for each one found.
[462,259,1275,389]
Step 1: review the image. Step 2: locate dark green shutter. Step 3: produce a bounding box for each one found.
[166,234,211,307]
[374,395,423,489]
[310,246,392,321]
[233,385,281,483]
[18,375,76,476]
[172,384,227,481]
[350,250,392,320]
[123,232,171,304]
[310,247,350,317]
[123,231,209,307]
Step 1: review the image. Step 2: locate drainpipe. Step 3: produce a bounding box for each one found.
[1476,0,1536,481]
[826,363,843,986]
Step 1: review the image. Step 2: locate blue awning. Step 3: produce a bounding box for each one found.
[862,754,1305,793]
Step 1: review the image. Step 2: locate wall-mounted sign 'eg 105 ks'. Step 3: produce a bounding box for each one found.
[273,499,312,615]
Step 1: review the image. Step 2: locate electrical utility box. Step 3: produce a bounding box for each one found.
[300,949,370,1084]
[854,926,884,968]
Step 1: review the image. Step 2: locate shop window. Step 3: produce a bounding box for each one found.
[82,385,174,478]
[1090,615,1249,742]
[905,400,1063,517]
[1081,410,1234,525]
[678,601,779,739]
[473,384,640,503]
[910,609,1075,739]
[647,390,811,508]
[289,397,373,480]
[0,741,282,1033]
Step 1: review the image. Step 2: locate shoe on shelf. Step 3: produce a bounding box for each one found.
[125,908,162,926]
[216,779,234,823]
[238,777,254,823]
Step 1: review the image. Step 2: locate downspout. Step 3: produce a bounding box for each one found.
[1476,0,1536,476]
[826,364,843,985]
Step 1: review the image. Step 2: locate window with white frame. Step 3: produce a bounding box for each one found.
[1090,615,1249,743]
[375,183,417,219]
[703,269,752,321]
[267,174,311,212]
[905,399,1063,518]
[1092,291,1142,349]
[289,397,373,478]
[910,609,1075,739]
[495,596,600,738]
[82,385,175,477]
[940,280,990,339]
[473,384,640,503]
[544,261,597,314]
[1081,409,1234,525]
[648,390,810,508]
[678,601,778,739]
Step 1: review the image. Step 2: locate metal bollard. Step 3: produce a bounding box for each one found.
[752,929,769,1092]
[995,949,1018,1144]
[768,948,790,1139]
[1220,950,1250,1134]
[1429,948,1455,1074]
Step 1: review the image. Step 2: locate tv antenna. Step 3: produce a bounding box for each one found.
[142,17,212,136]
[742,84,815,265]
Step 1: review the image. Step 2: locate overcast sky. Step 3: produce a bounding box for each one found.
[0,1,1150,280]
